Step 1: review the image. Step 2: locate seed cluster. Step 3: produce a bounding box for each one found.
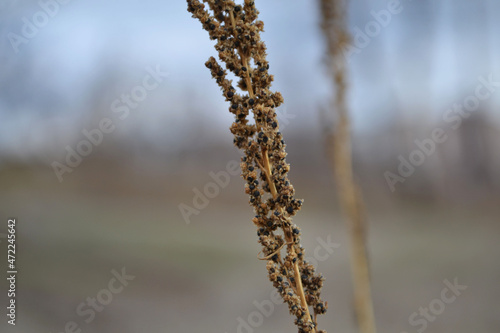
[187,1,327,332]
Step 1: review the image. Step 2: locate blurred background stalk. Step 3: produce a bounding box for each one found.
[319,0,377,332]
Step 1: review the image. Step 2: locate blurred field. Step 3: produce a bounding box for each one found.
[0,160,498,333]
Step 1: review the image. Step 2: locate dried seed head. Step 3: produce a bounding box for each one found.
[187,1,327,331]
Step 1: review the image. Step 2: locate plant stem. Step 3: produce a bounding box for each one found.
[189,2,326,331]
[231,8,315,331]
[261,141,315,332]
[320,0,377,332]
[333,104,376,333]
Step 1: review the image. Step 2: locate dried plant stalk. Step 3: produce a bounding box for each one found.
[187,1,327,332]
[319,0,377,333]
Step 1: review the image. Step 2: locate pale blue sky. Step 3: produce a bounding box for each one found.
[0,0,499,161]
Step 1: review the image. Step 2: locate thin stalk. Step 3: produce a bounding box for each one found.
[320,0,377,332]
[260,121,315,332]
[230,9,314,329]
[188,2,327,331]
[333,102,376,333]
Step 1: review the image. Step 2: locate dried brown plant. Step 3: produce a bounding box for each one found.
[186,1,327,332]
[319,0,377,333]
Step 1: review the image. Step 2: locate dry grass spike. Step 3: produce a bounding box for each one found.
[187,1,328,332]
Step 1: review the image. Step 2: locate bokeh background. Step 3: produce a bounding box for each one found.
[0,0,499,332]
